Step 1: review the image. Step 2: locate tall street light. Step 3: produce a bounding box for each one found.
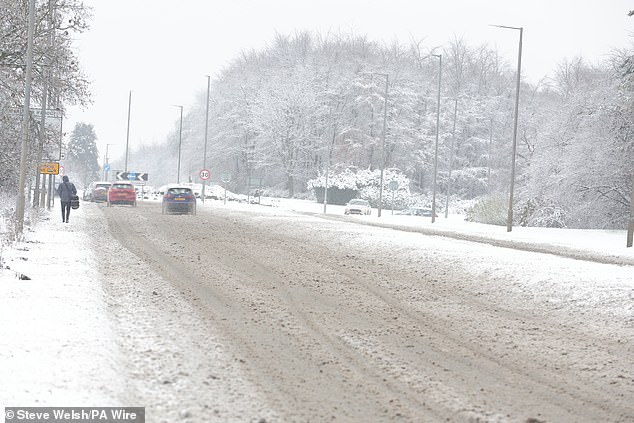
[445,98,458,219]
[369,72,389,218]
[430,53,442,223]
[626,171,634,248]
[124,90,132,172]
[104,143,115,181]
[201,75,211,203]
[492,24,523,232]
[174,105,184,183]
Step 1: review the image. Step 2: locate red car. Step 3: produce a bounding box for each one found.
[107,182,137,207]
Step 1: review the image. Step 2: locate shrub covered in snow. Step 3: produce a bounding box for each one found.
[518,198,568,228]
[465,193,507,226]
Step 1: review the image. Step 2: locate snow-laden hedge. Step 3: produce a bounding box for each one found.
[307,167,411,208]
[518,198,568,228]
[465,193,507,226]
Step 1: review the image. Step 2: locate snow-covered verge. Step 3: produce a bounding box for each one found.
[227,196,634,265]
[0,211,124,405]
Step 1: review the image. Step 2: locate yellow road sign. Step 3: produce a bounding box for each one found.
[39,162,59,175]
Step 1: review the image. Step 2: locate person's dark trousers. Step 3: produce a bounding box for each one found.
[61,201,71,222]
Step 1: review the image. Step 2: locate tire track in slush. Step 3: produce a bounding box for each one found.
[209,219,632,423]
[105,205,443,421]
[104,203,634,422]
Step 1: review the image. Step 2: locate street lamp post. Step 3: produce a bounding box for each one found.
[492,24,523,232]
[202,75,211,203]
[124,90,132,172]
[104,143,115,181]
[174,105,183,183]
[323,106,338,214]
[371,73,389,218]
[445,98,458,219]
[430,53,442,223]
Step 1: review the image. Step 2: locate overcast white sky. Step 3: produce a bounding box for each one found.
[65,0,634,168]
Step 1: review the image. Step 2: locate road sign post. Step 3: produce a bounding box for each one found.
[199,169,211,203]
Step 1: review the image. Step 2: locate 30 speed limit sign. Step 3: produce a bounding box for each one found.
[199,169,211,180]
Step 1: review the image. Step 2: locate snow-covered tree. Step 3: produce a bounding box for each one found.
[0,0,91,194]
[66,123,99,187]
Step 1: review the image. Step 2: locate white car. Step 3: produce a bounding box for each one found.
[344,199,371,215]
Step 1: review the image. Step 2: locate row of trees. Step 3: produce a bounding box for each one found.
[0,0,91,195]
[122,31,632,229]
[2,2,630,231]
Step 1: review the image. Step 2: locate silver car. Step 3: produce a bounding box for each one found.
[344,199,371,215]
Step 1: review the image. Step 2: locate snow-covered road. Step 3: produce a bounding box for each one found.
[1,198,633,422]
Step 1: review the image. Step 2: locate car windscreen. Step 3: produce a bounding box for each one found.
[167,188,192,194]
[112,184,132,189]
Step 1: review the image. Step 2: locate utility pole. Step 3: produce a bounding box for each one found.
[35,76,50,208]
[16,0,36,235]
[324,108,337,214]
[507,27,523,232]
[202,75,210,203]
[175,105,183,183]
[491,24,523,232]
[34,0,56,209]
[124,90,132,172]
[627,171,634,248]
[431,53,442,223]
[33,78,48,208]
[487,117,493,187]
[445,98,458,218]
[378,73,389,218]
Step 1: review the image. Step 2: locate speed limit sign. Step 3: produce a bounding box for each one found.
[199,169,210,180]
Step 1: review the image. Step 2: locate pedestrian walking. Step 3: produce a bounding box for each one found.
[57,175,77,223]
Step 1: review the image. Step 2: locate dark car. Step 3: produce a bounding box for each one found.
[86,181,111,202]
[396,207,437,217]
[162,186,196,215]
[107,182,137,207]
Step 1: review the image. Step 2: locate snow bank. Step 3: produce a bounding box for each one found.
[0,211,123,405]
